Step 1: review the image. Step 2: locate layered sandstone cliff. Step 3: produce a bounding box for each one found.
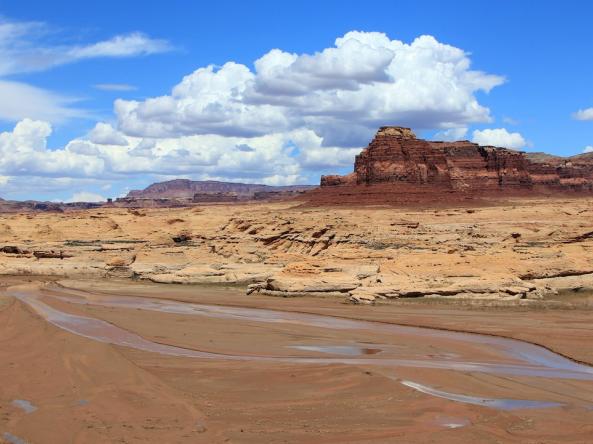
[320,127,593,194]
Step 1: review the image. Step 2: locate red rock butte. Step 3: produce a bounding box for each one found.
[311,126,593,205]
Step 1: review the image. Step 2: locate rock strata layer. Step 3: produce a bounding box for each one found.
[319,127,593,199]
[1,199,592,304]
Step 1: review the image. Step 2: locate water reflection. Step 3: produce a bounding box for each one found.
[9,287,593,411]
[11,399,37,414]
[287,344,382,356]
[401,380,563,410]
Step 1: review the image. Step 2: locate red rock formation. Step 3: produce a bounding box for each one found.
[319,127,593,200]
[525,152,593,190]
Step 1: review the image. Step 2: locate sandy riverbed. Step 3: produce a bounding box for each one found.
[2,278,593,443]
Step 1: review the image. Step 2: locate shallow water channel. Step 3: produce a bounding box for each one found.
[10,286,593,410]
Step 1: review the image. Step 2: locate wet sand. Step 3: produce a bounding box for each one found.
[2,278,593,443]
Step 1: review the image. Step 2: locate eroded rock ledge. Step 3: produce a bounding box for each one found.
[1,197,592,305]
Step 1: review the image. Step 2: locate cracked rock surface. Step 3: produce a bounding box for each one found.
[1,197,592,303]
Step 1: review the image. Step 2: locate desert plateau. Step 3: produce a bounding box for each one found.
[3,129,593,444]
[2,3,593,443]
[2,189,593,442]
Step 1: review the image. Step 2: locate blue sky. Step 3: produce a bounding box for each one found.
[0,0,591,201]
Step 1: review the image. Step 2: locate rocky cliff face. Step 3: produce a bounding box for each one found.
[320,127,593,194]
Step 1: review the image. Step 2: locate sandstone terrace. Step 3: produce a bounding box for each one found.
[1,197,592,305]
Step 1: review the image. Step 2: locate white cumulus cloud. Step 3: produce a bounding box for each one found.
[116,31,504,145]
[88,122,129,146]
[583,146,593,153]
[0,118,309,185]
[0,119,105,177]
[0,30,514,198]
[472,128,527,149]
[572,108,593,121]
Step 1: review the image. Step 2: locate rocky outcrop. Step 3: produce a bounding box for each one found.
[1,197,592,305]
[320,126,593,195]
[525,152,593,190]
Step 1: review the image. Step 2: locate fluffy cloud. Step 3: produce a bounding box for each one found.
[0,118,311,185]
[572,108,593,121]
[116,31,504,144]
[472,128,527,149]
[1,30,512,199]
[0,119,105,177]
[88,123,129,146]
[584,146,593,153]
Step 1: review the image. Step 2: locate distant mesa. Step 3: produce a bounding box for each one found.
[0,180,316,213]
[119,179,315,205]
[314,126,593,204]
[0,199,102,214]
